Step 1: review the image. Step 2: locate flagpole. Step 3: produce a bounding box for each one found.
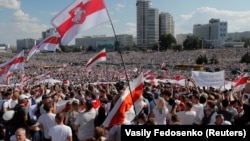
[105,8,138,115]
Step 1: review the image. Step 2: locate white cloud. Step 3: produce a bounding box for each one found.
[180,12,195,21]
[176,7,250,35]
[0,0,20,10]
[115,2,126,12]
[12,9,49,33]
[0,1,50,45]
[125,22,136,36]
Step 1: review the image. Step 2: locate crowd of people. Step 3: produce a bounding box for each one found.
[0,47,250,141]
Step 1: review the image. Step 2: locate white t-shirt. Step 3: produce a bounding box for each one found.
[74,108,96,141]
[176,110,197,125]
[37,112,56,139]
[48,124,72,141]
[39,104,46,115]
[3,99,12,110]
[10,135,31,141]
[153,107,169,125]
[108,125,121,141]
[191,103,204,123]
[10,99,18,109]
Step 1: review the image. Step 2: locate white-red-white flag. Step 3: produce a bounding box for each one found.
[85,48,106,71]
[102,73,144,128]
[35,71,51,81]
[0,50,24,71]
[4,71,12,85]
[232,74,248,93]
[51,0,110,45]
[0,50,24,83]
[27,33,60,61]
[38,32,60,51]
[228,74,248,101]
[27,45,39,61]
[143,70,152,79]
[20,74,31,84]
[0,65,11,84]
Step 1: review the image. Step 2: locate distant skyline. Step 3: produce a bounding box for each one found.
[1,0,250,46]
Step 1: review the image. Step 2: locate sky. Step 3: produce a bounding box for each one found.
[1,0,250,46]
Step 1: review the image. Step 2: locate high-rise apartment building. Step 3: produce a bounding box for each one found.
[16,38,37,51]
[159,12,175,36]
[136,0,153,48]
[193,18,227,47]
[42,28,57,39]
[136,0,174,48]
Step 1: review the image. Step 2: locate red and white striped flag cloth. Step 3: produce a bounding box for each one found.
[6,50,24,71]
[0,67,13,84]
[228,74,248,101]
[0,50,24,83]
[20,74,31,84]
[51,0,110,45]
[85,48,106,71]
[35,71,51,81]
[232,74,248,93]
[150,75,156,85]
[27,33,60,61]
[4,71,12,85]
[26,45,39,61]
[143,70,152,79]
[38,32,60,51]
[102,73,144,128]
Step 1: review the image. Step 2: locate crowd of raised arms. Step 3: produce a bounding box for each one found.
[0,48,250,141]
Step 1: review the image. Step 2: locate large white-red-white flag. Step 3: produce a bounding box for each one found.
[232,74,248,92]
[27,44,38,61]
[228,74,248,101]
[0,50,24,83]
[38,32,60,51]
[51,0,110,45]
[0,50,24,71]
[27,33,60,61]
[85,48,106,71]
[102,73,144,128]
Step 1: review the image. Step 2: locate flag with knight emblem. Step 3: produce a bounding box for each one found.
[51,0,110,45]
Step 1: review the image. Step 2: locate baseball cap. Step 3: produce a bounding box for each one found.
[19,94,29,100]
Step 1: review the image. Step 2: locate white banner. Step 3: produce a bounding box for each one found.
[191,70,225,87]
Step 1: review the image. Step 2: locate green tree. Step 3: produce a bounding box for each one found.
[172,44,183,51]
[183,35,200,50]
[242,38,250,48]
[240,52,250,64]
[209,54,219,64]
[196,55,208,64]
[159,34,177,50]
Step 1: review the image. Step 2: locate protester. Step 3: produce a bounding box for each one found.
[10,128,31,141]
[48,113,72,141]
[37,102,56,141]
[1,48,250,141]
[74,100,96,141]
